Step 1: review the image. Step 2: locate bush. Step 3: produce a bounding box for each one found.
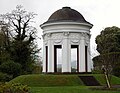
[92,69,103,74]
[0,61,22,77]
[32,65,42,74]
[113,66,120,77]
[0,83,30,93]
[0,72,13,82]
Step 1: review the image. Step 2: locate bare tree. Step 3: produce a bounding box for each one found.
[0,5,39,74]
[1,5,37,42]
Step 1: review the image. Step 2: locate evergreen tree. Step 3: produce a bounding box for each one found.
[0,5,39,74]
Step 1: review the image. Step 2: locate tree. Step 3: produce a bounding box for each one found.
[0,22,11,64]
[95,26,120,75]
[93,26,120,88]
[96,26,120,53]
[0,5,39,74]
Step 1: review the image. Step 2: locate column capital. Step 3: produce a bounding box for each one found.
[47,33,52,37]
[63,32,69,36]
[81,32,86,37]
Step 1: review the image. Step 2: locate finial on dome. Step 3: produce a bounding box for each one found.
[62,7,71,9]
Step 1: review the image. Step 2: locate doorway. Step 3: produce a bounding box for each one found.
[54,45,62,72]
[71,45,79,72]
[45,46,48,72]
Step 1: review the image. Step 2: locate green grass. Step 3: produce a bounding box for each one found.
[30,86,120,93]
[9,74,120,93]
[9,74,83,87]
[9,74,120,87]
[93,74,120,85]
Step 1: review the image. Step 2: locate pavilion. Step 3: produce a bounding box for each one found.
[40,7,93,73]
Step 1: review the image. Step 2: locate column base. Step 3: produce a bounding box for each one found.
[42,72,92,74]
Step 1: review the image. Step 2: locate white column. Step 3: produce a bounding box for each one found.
[42,42,46,72]
[62,35,71,72]
[87,42,92,72]
[78,45,81,72]
[51,43,54,72]
[79,37,85,72]
[48,40,54,72]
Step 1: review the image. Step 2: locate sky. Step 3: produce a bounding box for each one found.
[0,0,120,57]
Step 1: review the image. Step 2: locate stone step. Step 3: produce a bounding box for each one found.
[79,76,101,86]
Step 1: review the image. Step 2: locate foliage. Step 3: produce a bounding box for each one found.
[0,25,11,65]
[0,83,30,93]
[94,26,120,77]
[96,26,120,53]
[32,65,42,74]
[112,66,120,77]
[0,5,39,76]
[94,26,120,88]
[0,72,12,82]
[0,61,22,77]
[10,40,35,74]
[93,52,120,74]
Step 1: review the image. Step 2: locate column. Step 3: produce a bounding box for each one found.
[62,33,71,72]
[79,36,85,72]
[42,43,46,72]
[51,42,54,72]
[48,40,54,72]
[87,42,92,72]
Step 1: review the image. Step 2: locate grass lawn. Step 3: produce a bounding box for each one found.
[30,86,120,93]
[9,74,120,93]
[9,74,83,87]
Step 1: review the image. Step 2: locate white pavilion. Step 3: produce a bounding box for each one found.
[40,7,93,73]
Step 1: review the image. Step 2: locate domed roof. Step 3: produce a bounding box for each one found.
[46,7,88,23]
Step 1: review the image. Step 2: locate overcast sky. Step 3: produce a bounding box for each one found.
[0,0,120,57]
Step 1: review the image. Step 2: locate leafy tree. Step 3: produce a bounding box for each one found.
[93,26,120,88]
[96,26,120,53]
[0,5,39,74]
[95,26,120,74]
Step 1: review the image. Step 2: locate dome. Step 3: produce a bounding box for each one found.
[46,7,88,23]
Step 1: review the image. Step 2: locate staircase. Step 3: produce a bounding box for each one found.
[79,76,101,86]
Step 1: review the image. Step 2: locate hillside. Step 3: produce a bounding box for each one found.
[9,74,120,87]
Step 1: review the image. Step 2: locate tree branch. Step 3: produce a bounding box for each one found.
[11,20,19,33]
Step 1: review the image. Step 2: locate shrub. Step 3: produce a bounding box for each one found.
[113,66,120,77]
[0,61,22,77]
[0,83,30,93]
[0,72,13,82]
